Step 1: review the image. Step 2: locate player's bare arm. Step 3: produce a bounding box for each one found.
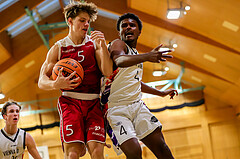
[25,133,42,159]
[91,30,113,76]
[38,44,79,90]
[110,39,173,67]
[141,82,178,99]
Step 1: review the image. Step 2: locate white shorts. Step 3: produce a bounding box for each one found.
[107,100,162,145]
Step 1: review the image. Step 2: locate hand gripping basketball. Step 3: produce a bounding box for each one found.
[52,58,84,88]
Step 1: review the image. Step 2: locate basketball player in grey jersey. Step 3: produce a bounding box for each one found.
[107,13,178,159]
[0,100,42,159]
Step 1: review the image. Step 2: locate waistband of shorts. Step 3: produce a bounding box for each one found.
[108,100,141,108]
[62,91,99,100]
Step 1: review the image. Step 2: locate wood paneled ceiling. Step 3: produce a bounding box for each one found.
[0,0,239,110]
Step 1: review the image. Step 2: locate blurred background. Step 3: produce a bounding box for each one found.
[0,0,239,158]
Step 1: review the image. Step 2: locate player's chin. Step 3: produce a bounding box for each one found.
[125,38,135,42]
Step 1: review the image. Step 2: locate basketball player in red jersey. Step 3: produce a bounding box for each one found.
[38,1,112,159]
[0,100,42,159]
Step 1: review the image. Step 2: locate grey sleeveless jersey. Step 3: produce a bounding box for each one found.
[108,44,143,108]
[0,128,26,159]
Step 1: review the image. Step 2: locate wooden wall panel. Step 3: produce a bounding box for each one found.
[210,121,240,159]
[1,88,240,159]
[164,126,203,159]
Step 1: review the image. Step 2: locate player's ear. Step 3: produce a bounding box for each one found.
[2,114,7,120]
[68,17,73,26]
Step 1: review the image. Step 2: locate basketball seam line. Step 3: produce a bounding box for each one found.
[55,64,83,81]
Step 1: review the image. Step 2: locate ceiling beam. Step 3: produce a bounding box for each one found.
[0,30,12,55]
[0,30,12,64]
[90,0,128,14]
[0,10,228,84]
[90,1,240,55]
[0,10,65,74]
[136,43,231,83]
[92,16,229,83]
[128,8,240,55]
[0,0,45,32]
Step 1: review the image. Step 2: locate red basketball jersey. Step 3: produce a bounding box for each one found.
[56,35,102,94]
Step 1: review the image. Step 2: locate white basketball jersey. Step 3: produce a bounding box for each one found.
[108,44,143,108]
[0,128,26,159]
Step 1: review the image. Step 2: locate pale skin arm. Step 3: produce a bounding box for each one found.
[109,39,173,67]
[141,82,178,99]
[38,44,79,90]
[90,30,113,77]
[25,133,42,159]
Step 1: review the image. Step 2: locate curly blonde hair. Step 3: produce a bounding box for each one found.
[63,1,98,24]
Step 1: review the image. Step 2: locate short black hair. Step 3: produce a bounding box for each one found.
[117,13,142,31]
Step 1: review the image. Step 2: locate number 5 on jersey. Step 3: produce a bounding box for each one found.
[66,125,74,136]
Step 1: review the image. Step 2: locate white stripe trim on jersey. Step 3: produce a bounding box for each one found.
[57,100,85,144]
[56,41,61,61]
[62,92,99,100]
[86,140,105,144]
[65,35,96,49]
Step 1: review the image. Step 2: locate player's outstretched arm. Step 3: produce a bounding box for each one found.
[141,82,178,99]
[26,133,42,159]
[109,39,173,67]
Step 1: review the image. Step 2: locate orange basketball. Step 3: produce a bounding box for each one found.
[52,58,84,88]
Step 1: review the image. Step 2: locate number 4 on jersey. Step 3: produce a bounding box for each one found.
[134,70,139,81]
[120,125,127,135]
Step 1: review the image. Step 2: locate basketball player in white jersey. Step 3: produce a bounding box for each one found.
[106,13,178,159]
[0,100,42,159]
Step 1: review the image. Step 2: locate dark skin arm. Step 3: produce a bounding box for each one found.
[109,39,178,98]
[141,82,178,99]
[109,39,173,67]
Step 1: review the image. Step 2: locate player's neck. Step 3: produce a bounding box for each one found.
[125,41,137,48]
[4,124,18,135]
[123,38,138,48]
[68,32,86,45]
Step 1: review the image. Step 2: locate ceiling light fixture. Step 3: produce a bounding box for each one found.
[152,64,169,77]
[167,9,182,19]
[0,92,5,100]
[0,0,18,12]
[7,0,60,37]
[185,5,191,11]
[173,43,178,48]
[166,0,190,20]
[0,81,5,100]
[153,71,166,77]
[159,40,177,52]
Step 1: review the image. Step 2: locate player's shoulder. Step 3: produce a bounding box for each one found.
[111,39,125,45]
[46,44,59,60]
[110,39,126,51]
[52,43,60,50]
[56,36,68,45]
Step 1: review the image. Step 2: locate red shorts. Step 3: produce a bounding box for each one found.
[57,96,105,144]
